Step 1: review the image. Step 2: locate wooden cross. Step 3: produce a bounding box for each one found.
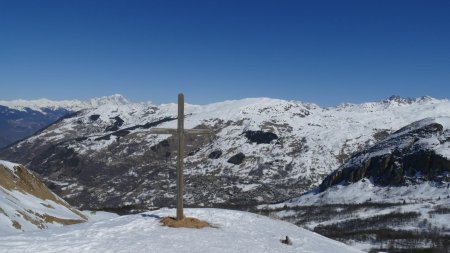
[150,93,210,220]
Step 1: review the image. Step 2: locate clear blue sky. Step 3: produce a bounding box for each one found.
[0,0,449,106]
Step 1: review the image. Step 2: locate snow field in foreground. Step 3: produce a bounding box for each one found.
[0,208,362,253]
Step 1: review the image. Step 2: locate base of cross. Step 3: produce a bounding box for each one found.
[160,216,212,229]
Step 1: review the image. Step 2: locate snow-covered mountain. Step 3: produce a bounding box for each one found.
[0,208,362,253]
[0,94,130,112]
[0,94,131,148]
[258,117,450,252]
[1,95,449,213]
[320,117,450,190]
[0,160,87,235]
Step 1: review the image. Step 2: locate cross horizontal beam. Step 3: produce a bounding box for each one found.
[149,128,211,135]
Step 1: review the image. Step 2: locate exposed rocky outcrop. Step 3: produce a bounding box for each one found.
[320,118,450,191]
[89,114,100,121]
[208,150,222,159]
[244,130,278,144]
[105,116,124,132]
[227,153,245,165]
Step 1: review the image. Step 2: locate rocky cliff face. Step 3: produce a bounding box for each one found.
[319,117,450,191]
[1,96,450,212]
[0,160,86,234]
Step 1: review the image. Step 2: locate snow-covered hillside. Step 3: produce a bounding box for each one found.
[259,180,450,252]
[1,95,450,211]
[0,208,362,253]
[258,117,450,252]
[0,160,87,235]
[320,116,450,190]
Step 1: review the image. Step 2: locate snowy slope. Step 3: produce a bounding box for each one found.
[0,208,362,253]
[259,180,450,252]
[258,117,450,252]
[0,160,87,235]
[1,95,450,210]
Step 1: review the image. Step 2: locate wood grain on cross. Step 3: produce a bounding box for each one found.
[149,93,210,220]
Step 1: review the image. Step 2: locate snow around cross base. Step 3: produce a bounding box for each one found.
[0,208,362,253]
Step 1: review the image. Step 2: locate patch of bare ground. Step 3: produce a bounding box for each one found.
[38,214,86,225]
[17,210,46,229]
[160,216,212,229]
[12,220,21,230]
[0,164,87,221]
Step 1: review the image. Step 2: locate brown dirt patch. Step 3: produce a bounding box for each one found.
[12,220,22,230]
[39,214,85,225]
[160,216,211,229]
[0,164,87,221]
[17,210,46,229]
[41,203,54,209]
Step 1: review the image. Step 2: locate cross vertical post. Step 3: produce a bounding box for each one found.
[149,93,211,221]
[176,93,184,220]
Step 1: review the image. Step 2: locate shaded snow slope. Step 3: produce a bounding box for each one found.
[0,160,87,235]
[0,208,362,253]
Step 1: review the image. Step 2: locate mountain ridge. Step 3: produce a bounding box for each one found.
[0,94,132,113]
[0,94,138,148]
[1,94,450,212]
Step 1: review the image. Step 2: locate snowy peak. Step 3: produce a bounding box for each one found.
[382,95,441,106]
[336,95,444,111]
[0,160,87,235]
[0,94,131,113]
[87,94,130,108]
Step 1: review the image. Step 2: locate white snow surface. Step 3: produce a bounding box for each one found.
[0,208,362,253]
[282,180,450,206]
[0,159,20,172]
[260,180,450,251]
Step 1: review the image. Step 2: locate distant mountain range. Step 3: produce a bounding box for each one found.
[0,94,130,148]
[1,94,448,209]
